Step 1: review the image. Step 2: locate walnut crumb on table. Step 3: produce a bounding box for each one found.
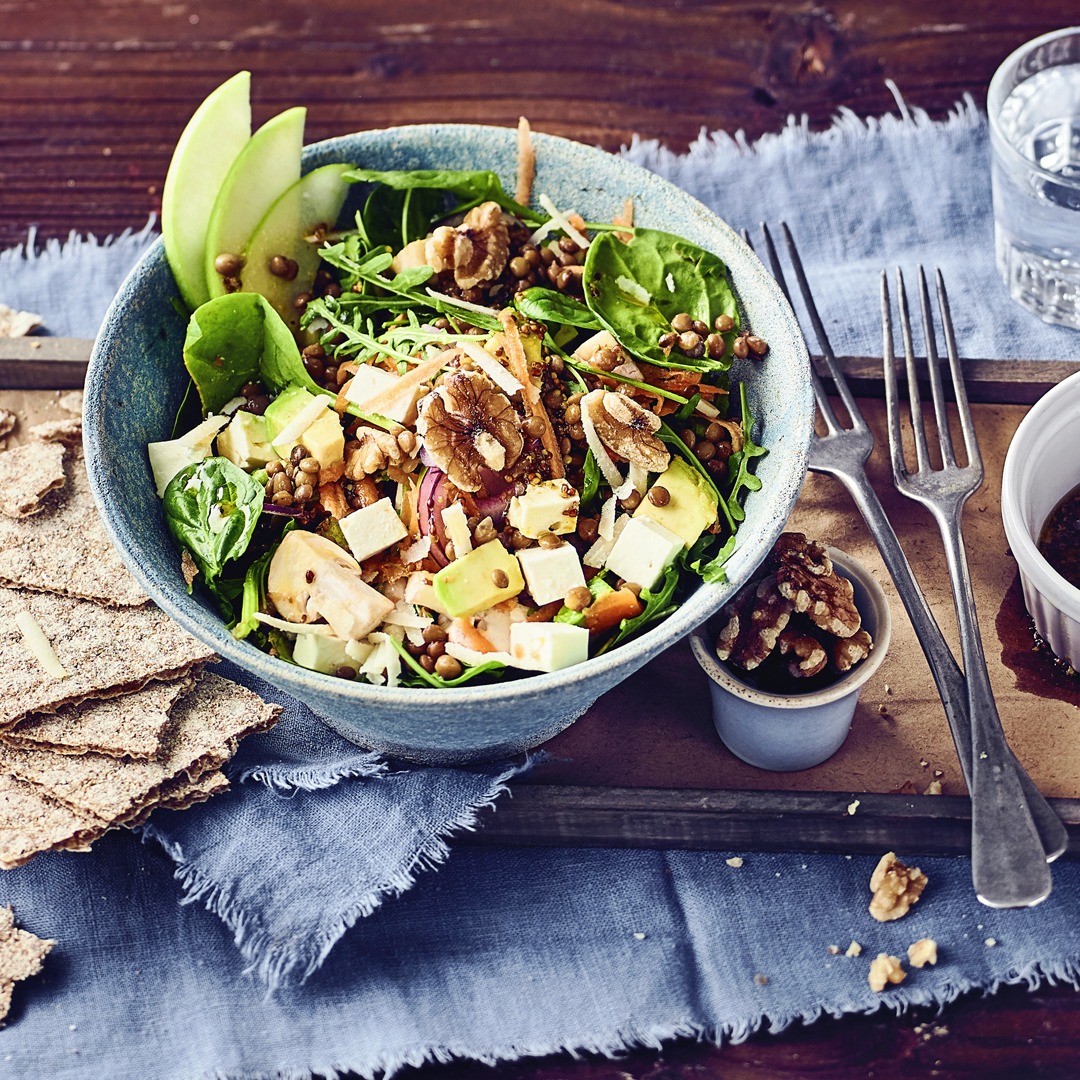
[908,938,938,968]
[725,857,743,868]
[868,953,906,992]
[846,941,862,957]
[869,852,927,922]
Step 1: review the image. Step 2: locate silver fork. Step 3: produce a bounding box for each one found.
[749,224,1066,901]
[883,267,1055,908]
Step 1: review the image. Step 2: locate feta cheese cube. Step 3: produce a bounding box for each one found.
[344,364,427,425]
[604,516,683,590]
[583,514,630,568]
[516,543,586,607]
[509,621,590,673]
[339,498,408,564]
[508,479,579,538]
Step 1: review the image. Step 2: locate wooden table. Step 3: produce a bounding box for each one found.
[4,3,1080,1077]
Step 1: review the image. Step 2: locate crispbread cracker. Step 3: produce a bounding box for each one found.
[0,672,279,821]
[0,906,56,1023]
[4,676,192,760]
[0,411,16,440]
[125,770,230,826]
[0,445,147,606]
[29,418,82,445]
[58,391,83,416]
[0,441,65,518]
[0,586,216,728]
[0,773,108,870]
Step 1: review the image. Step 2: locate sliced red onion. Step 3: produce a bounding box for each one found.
[416,466,450,567]
[419,445,438,469]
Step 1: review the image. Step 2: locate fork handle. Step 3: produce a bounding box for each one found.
[814,462,1067,865]
[932,506,1054,906]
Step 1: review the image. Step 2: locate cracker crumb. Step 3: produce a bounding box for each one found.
[632,932,646,940]
[846,941,862,957]
[827,945,840,955]
[869,852,927,922]
[985,938,996,947]
[933,769,944,778]
[908,938,938,968]
[878,704,888,715]
[868,953,906,992]
[884,684,892,694]
[847,800,860,815]
[0,906,55,1022]
[753,974,768,985]
[923,780,942,795]
[919,760,928,768]
[725,857,743,868]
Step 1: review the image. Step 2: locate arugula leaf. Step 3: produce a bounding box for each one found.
[724,383,767,526]
[582,228,739,369]
[182,293,323,415]
[343,168,543,224]
[580,449,601,514]
[514,287,603,330]
[162,457,264,601]
[599,559,682,653]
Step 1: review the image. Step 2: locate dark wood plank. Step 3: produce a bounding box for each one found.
[0,0,1070,247]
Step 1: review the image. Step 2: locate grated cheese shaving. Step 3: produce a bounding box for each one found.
[272,395,332,450]
[15,610,67,678]
[584,513,629,567]
[251,612,337,636]
[402,536,431,564]
[598,493,618,542]
[695,398,720,420]
[628,462,648,496]
[537,194,591,249]
[446,641,518,670]
[580,403,625,491]
[615,275,650,305]
[425,288,501,319]
[458,339,524,396]
[441,501,474,557]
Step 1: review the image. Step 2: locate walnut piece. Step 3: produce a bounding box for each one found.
[868,953,907,993]
[345,427,407,480]
[416,370,523,492]
[845,941,862,958]
[581,389,670,472]
[907,938,938,968]
[869,852,928,922]
[777,628,828,678]
[772,532,862,638]
[425,201,510,289]
[715,575,795,671]
[834,628,873,672]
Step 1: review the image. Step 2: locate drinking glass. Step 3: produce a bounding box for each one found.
[989,27,1080,328]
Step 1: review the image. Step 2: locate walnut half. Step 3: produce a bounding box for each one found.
[425,201,510,289]
[416,370,523,492]
[581,389,670,473]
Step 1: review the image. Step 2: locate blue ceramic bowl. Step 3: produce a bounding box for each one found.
[84,124,813,765]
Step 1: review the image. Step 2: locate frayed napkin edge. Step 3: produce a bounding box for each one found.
[621,84,983,172]
[190,953,1080,1080]
[0,215,158,268]
[146,755,537,995]
[230,750,389,794]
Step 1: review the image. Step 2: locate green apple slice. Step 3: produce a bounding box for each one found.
[240,164,351,334]
[204,106,306,300]
[161,71,252,312]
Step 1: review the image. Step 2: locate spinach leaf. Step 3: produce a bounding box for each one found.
[582,229,738,369]
[162,457,264,600]
[183,293,323,414]
[358,184,446,252]
[514,287,603,330]
[343,168,543,224]
[580,449,601,513]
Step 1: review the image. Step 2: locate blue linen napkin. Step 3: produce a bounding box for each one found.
[1,92,1080,1080]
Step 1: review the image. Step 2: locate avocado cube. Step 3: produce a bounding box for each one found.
[433,539,525,618]
[633,456,719,548]
[263,384,344,470]
[293,632,355,676]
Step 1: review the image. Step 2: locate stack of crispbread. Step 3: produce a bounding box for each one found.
[0,401,280,870]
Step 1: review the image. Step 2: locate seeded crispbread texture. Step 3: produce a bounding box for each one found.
[0,441,66,518]
[0,906,56,1024]
[0,773,107,870]
[3,675,193,760]
[58,391,83,416]
[29,418,82,445]
[0,587,216,729]
[0,671,279,822]
[0,411,16,440]
[125,770,230,827]
[0,445,147,607]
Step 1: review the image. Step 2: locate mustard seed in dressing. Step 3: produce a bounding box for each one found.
[1038,483,1080,590]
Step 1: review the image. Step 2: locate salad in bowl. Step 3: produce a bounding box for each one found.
[84,72,813,762]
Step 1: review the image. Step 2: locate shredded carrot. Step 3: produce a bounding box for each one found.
[613,197,634,243]
[497,311,565,479]
[515,116,535,207]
